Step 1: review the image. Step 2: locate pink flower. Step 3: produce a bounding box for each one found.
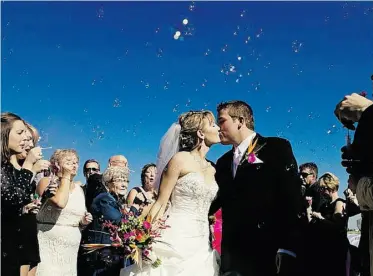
[247,153,257,163]
[143,221,151,230]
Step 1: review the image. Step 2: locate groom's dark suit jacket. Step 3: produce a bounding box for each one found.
[210,134,303,276]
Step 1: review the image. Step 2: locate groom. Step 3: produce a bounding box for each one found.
[210,100,303,276]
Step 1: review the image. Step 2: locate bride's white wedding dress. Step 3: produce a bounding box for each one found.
[121,172,220,276]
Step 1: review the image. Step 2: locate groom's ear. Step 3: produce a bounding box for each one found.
[237,116,245,128]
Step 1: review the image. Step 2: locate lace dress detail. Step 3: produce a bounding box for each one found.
[36,184,86,276]
[168,172,219,236]
[121,172,220,276]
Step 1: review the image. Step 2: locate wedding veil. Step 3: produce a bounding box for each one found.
[154,122,181,191]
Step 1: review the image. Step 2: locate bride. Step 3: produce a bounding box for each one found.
[121,110,221,276]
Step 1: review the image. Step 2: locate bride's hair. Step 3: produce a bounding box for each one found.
[178,110,215,151]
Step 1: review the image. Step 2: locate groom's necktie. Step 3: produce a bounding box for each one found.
[233,148,241,177]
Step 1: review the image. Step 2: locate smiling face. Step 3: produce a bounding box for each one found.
[109,178,129,196]
[8,120,28,156]
[103,166,130,197]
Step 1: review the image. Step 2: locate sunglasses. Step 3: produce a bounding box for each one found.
[85,167,99,173]
[300,172,313,178]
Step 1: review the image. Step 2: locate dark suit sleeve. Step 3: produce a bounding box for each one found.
[275,140,303,253]
[346,200,361,217]
[209,158,222,216]
[351,104,373,163]
[356,177,373,211]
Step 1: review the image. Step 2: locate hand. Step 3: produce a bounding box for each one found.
[311,212,324,220]
[208,215,217,225]
[32,160,51,174]
[334,93,373,128]
[348,175,358,193]
[347,194,359,206]
[151,217,169,231]
[305,196,313,207]
[276,252,296,276]
[80,212,93,226]
[25,146,43,164]
[46,178,58,196]
[22,201,41,215]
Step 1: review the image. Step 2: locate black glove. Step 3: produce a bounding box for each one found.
[276,252,296,276]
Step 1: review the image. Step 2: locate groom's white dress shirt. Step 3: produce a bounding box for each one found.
[232,132,256,178]
[231,132,296,258]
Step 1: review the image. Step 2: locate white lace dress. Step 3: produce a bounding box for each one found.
[36,184,86,276]
[121,172,220,276]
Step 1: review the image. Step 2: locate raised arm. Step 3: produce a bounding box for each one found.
[148,152,184,223]
[37,175,71,209]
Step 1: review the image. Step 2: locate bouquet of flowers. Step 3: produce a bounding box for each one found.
[82,209,169,269]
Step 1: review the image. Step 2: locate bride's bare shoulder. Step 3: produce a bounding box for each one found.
[172,151,191,161]
[166,152,190,171]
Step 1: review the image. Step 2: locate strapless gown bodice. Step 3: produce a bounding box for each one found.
[121,172,220,276]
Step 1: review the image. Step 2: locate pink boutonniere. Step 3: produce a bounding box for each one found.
[238,136,265,166]
[247,152,257,164]
[246,138,258,164]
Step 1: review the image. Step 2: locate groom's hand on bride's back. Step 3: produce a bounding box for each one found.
[276,252,297,276]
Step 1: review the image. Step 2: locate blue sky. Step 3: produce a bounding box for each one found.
[2,1,373,206]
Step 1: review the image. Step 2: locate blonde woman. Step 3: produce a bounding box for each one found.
[36,149,92,276]
[307,172,350,276]
[122,110,220,276]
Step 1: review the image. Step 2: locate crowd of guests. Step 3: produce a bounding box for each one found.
[0,112,159,276]
[1,92,372,276]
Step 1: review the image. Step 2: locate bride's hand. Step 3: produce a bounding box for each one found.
[151,217,169,231]
[208,215,216,225]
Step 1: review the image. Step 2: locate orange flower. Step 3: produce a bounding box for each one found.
[247,137,258,155]
[135,230,144,241]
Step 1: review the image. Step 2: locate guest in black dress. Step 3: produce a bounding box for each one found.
[306,172,350,276]
[1,113,47,276]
